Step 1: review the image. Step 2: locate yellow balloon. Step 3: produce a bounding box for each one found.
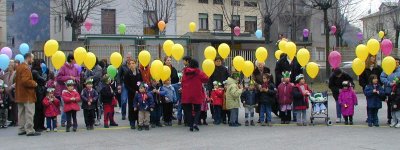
[382,56,396,75]
[189,22,196,32]
[84,52,96,70]
[278,40,287,52]
[150,60,163,81]
[163,40,174,56]
[242,61,254,77]
[202,59,215,77]
[51,51,65,70]
[355,44,368,61]
[285,42,297,60]
[379,31,385,39]
[44,39,59,57]
[275,50,283,60]
[171,44,184,61]
[306,62,319,79]
[218,43,230,59]
[255,47,268,62]
[161,66,172,81]
[297,48,310,67]
[74,47,87,65]
[233,56,245,71]
[138,50,151,67]
[367,39,380,55]
[204,46,217,60]
[352,58,365,76]
[110,52,122,68]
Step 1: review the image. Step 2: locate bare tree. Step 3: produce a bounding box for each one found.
[389,5,400,48]
[258,0,287,43]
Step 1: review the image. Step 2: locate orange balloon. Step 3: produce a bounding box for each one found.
[158,21,166,32]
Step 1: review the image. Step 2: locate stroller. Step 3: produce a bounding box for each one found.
[309,91,332,126]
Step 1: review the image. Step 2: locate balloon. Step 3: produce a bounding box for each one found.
[330,26,337,34]
[202,59,215,77]
[204,46,217,60]
[107,65,117,79]
[357,32,363,41]
[303,29,309,37]
[119,24,126,34]
[161,66,172,81]
[379,31,385,39]
[232,56,245,71]
[278,40,287,52]
[218,43,230,59]
[234,26,240,36]
[352,58,365,76]
[306,62,319,79]
[138,50,151,67]
[296,48,310,67]
[328,51,342,69]
[382,56,396,75]
[255,30,262,39]
[355,44,368,61]
[285,42,297,60]
[19,43,29,55]
[110,52,123,68]
[0,47,12,58]
[29,13,39,25]
[40,63,47,73]
[51,51,66,70]
[163,40,174,56]
[150,60,163,81]
[255,47,268,62]
[367,39,380,55]
[84,52,96,70]
[0,54,10,70]
[44,39,59,57]
[171,44,184,61]
[189,22,196,32]
[14,54,24,63]
[242,61,254,77]
[381,39,393,56]
[275,50,283,60]
[74,64,82,74]
[158,21,166,32]
[73,47,87,65]
[84,20,92,31]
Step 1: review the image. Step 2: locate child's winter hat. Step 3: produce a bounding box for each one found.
[231,72,241,79]
[137,81,148,89]
[213,81,222,86]
[102,74,112,83]
[394,77,400,84]
[65,80,75,86]
[295,74,304,82]
[249,80,255,86]
[85,78,94,85]
[47,88,55,93]
[282,71,291,78]
[0,80,7,88]
[342,81,350,87]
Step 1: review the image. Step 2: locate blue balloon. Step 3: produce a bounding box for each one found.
[41,63,47,73]
[255,30,262,39]
[0,54,10,70]
[15,54,24,63]
[19,43,29,55]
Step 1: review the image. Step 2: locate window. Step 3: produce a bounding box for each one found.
[199,0,208,3]
[232,15,240,27]
[245,16,257,33]
[231,0,240,6]
[213,0,223,5]
[7,36,14,47]
[199,13,209,30]
[143,10,157,35]
[244,0,257,7]
[213,14,223,31]
[101,9,116,34]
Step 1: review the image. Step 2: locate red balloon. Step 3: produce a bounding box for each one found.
[234,26,240,36]
[328,51,341,69]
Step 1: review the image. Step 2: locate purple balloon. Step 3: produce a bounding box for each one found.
[381,39,393,56]
[30,13,39,25]
[357,32,363,41]
[0,47,12,58]
[74,64,82,74]
[234,26,240,36]
[303,29,309,37]
[330,26,337,34]
[328,51,341,69]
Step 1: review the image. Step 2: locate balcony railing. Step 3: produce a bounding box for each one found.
[80,24,143,35]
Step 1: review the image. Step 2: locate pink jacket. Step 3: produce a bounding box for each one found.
[338,88,357,116]
[55,63,80,96]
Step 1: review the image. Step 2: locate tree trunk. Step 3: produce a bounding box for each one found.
[396,29,399,48]
[324,9,331,78]
[231,26,235,51]
[264,22,272,44]
[71,24,81,41]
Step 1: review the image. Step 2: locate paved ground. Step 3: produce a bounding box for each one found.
[0,94,398,150]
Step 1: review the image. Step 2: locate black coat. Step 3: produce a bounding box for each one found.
[207,65,229,91]
[117,62,130,84]
[80,88,99,110]
[100,84,114,104]
[392,84,400,111]
[253,67,271,85]
[170,66,179,84]
[359,66,383,89]
[329,72,354,100]
[124,69,142,122]
[256,82,276,105]
[275,56,302,86]
[292,86,307,110]
[241,90,257,105]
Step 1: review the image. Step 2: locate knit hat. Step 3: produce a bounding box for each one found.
[231,72,241,79]
[137,81,148,89]
[282,71,291,78]
[85,78,94,85]
[213,81,222,86]
[47,88,55,93]
[295,74,304,82]
[342,81,350,87]
[0,80,7,88]
[65,80,75,86]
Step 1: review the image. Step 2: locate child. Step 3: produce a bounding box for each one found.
[309,93,328,115]
[0,80,9,128]
[241,80,257,126]
[42,88,60,132]
[160,78,177,126]
[134,82,155,131]
[225,73,243,127]
[293,74,311,126]
[101,76,118,128]
[257,74,277,126]
[338,81,358,125]
[391,79,400,128]
[81,78,99,130]
[200,86,209,125]
[62,80,81,132]
[364,74,384,127]
[211,81,224,125]
[277,71,294,124]
[172,74,183,125]
[148,79,163,128]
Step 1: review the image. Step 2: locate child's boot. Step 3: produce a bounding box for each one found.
[344,117,349,125]
[349,116,353,125]
[178,120,182,125]
[250,120,255,126]
[203,120,208,126]
[245,120,249,126]
[144,125,150,131]
[138,125,143,131]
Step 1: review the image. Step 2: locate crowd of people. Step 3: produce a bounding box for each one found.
[0,51,399,136]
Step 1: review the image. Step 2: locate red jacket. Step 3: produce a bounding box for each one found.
[62,90,81,112]
[277,82,294,105]
[211,89,224,106]
[181,68,209,104]
[42,96,60,117]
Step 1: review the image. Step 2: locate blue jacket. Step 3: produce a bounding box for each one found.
[241,90,257,106]
[160,85,177,103]
[364,84,384,109]
[380,67,400,94]
[133,92,155,111]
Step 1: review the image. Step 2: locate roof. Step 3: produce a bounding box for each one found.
[361,2,399,20]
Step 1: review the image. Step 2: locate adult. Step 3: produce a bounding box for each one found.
[328,68,354,123]
[181,59,209,132]
[206,56,229,119]
[84,60,103,125]
[55,54,80,127]
[117,52,132,120]
[274,54,302,86]
[359,55,383,90]
[0,60,17,126]
[380,57,400,125]
[31,59,47,132]
[252,61,277,119]
[164,56,179,84]
[15,53,40,136]
[124,59,142,129]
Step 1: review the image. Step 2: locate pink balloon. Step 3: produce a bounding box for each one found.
[0,47,12,58]
[381,39,393,56]
[330,26,337,34]
[328,51,341,69]
[84,20,92,31]
[30,13,39,25]
[234,26,240,36]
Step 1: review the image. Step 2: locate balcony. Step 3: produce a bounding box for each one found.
[80,24,143,35]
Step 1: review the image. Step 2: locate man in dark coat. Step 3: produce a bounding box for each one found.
[275,54,302,86]
[329,68,354,123]
[207,56,229,118]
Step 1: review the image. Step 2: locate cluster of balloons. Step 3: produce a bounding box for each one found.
[0,43,30,71]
